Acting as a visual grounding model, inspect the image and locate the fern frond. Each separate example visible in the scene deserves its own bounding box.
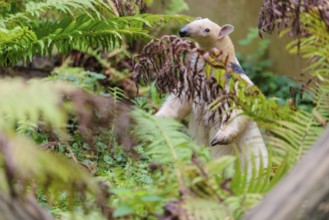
[287,11,329,79]
[0,78,76,135]
[0,0,25,17]
[0,25,37,46]
[0,134,99,193]
[239,81,328,167]
[176,150,289,219]
[0,0,104,28]
[0,131,106,217]
[0,16,149,66]
[277,10,329,166]
[269,83,329,166]
[50,63,106,92]
[132,109,199,164]
[0,13,191,66]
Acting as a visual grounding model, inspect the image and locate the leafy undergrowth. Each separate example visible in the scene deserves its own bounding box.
[0,0,328,220]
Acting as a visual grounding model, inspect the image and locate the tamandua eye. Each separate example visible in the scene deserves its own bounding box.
[205,28,210,32]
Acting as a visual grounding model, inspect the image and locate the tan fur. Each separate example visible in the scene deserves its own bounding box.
[157,18,268,172]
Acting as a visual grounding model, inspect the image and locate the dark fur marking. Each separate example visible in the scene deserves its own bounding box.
[230,62,245,75]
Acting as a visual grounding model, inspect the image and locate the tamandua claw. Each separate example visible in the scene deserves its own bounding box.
[210,136,232,146]
[210,139,219,146]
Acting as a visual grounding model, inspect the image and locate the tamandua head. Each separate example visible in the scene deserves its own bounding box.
[179,17,235,52]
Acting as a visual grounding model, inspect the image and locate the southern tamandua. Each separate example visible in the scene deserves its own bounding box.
[156,17,268,172]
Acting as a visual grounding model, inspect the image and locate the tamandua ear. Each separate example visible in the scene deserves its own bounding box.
[218,24,234,39]
[194,17,202,21]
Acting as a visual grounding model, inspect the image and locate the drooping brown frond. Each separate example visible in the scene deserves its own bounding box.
[258,0,329,37]
[133,35,253,124]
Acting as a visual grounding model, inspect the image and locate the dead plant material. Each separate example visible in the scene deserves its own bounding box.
[258,0,329,37]
[133,35,243,124]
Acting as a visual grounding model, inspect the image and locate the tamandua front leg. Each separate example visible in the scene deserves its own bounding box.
[210,111,268,171]
[155,94,192,120]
